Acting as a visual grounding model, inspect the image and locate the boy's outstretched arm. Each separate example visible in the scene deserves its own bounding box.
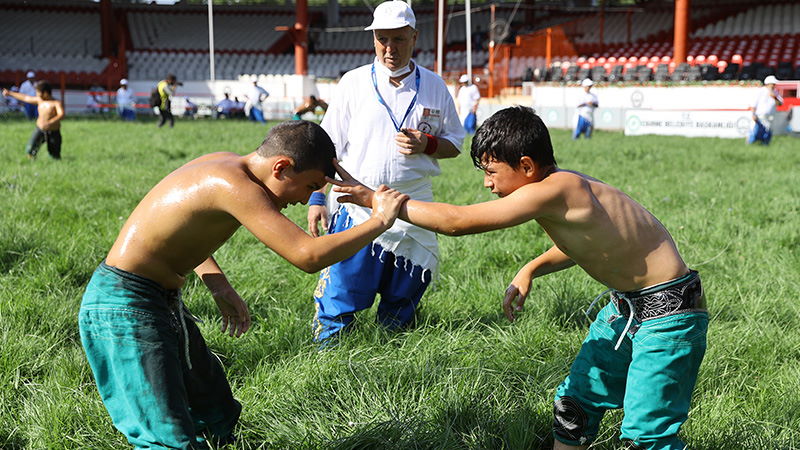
[227,180,408,274]
[330,160,556,236]
[194,256,251,337]
[2,88,38,104]
[502,245,575,322]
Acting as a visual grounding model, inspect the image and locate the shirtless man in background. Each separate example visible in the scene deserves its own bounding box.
[4,81,65,159]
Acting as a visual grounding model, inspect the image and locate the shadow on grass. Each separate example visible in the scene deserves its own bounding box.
[0,236,48,273]
[156,148,189,161]
[327,403,553,450]
[0,430,27,450]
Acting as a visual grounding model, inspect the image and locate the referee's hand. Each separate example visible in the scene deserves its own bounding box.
[395,128,426,155]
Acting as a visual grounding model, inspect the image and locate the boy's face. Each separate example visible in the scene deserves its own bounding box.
[276,167,326,209]
[480,157,532,198]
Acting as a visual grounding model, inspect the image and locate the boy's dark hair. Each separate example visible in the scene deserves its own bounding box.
[470,106,557,170]
[35,81,52,96]
[257,121,336,178]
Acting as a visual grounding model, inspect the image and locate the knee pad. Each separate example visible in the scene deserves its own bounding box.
[553,396,590,445]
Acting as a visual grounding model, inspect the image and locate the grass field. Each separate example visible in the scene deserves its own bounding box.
[0,115,798,449]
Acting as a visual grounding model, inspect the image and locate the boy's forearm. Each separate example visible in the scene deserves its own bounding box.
[528,245,576,279]
[399,200,469,236]
[295,216,388,273]
[194,256,234,294]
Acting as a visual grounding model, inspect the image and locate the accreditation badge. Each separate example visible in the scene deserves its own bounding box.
[419,107,441,134]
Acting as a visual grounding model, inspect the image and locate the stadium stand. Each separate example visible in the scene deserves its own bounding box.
[127,11,291,51]
[1,0,798,90]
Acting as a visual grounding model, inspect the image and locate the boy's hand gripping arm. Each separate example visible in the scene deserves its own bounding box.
[503,245,575,322]
[194,256,251,338]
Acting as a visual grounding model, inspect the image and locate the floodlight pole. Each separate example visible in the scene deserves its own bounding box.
[208,0,215,81]
[466,0,472,83]
[436,0,444,75]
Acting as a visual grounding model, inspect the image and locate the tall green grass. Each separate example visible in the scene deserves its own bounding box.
[0,116,798,449]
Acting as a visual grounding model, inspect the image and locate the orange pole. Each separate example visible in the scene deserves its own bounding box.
[294,0,308,75]
[60,73,66,105]
[545,27,552,68]
[673,0,690,64]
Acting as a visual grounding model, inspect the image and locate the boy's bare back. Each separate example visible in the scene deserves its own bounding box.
[528,169,687,291]
[332,163,687,293]
[106,153,274,289]
[37,99,62,131]
[106,150,407,291]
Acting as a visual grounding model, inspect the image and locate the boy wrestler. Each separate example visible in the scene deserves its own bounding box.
[78,121,408,449]
[3,81,65,159]
[331,106,708,450]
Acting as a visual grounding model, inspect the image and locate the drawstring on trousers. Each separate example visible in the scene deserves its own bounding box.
[584,289,636,351]
[614,295,635,351]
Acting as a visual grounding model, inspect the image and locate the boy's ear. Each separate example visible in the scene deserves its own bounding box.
[271,157,295,178]
[518,156,537,177]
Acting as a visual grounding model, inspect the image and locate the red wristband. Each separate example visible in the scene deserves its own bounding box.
[423,133,438,155]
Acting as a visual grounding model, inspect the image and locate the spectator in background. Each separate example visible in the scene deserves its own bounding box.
[748,75,783,145]
[233,97,246,118]
[183,97,198,118]
[19,71,38,120]
[156,74,179,128]
[245,80,269,123]
[215,92,236,119]
[292,95,328,120]
[86,85,105,114]
[456,74,480,133]
[3,85,22,113]
[307,0,464,345]
[116,79,136,121]
[574,78,599,140]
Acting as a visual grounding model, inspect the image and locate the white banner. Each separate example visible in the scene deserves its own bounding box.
[624,109,753,138]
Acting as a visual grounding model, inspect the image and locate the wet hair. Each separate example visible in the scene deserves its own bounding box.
[257,121,336,178]
[470,106,557,170]
[35,81,52,96]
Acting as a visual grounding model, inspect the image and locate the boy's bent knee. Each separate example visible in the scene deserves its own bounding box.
[553,396,593,446]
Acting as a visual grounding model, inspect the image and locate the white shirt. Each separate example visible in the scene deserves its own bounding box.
[116,87,134,109]
[752,87,782,124]
[577,91,599,122]
[456,84,481,122]
[321,58,465,275]
[20,79,36,96]
[245,85,268,111]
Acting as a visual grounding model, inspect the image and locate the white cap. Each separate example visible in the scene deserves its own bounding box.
[26,71,35,78]
[120,78,128,85]
[764,75,778,85]
[459,74,469,83]
[365,1,416,31]
[581,78,594,87]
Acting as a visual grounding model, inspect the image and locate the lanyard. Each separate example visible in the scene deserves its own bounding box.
[371,63,421,132]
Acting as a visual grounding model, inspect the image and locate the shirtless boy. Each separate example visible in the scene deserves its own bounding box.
[78,120,408,449]
[332,106,708,450]
[3,81,65,159]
